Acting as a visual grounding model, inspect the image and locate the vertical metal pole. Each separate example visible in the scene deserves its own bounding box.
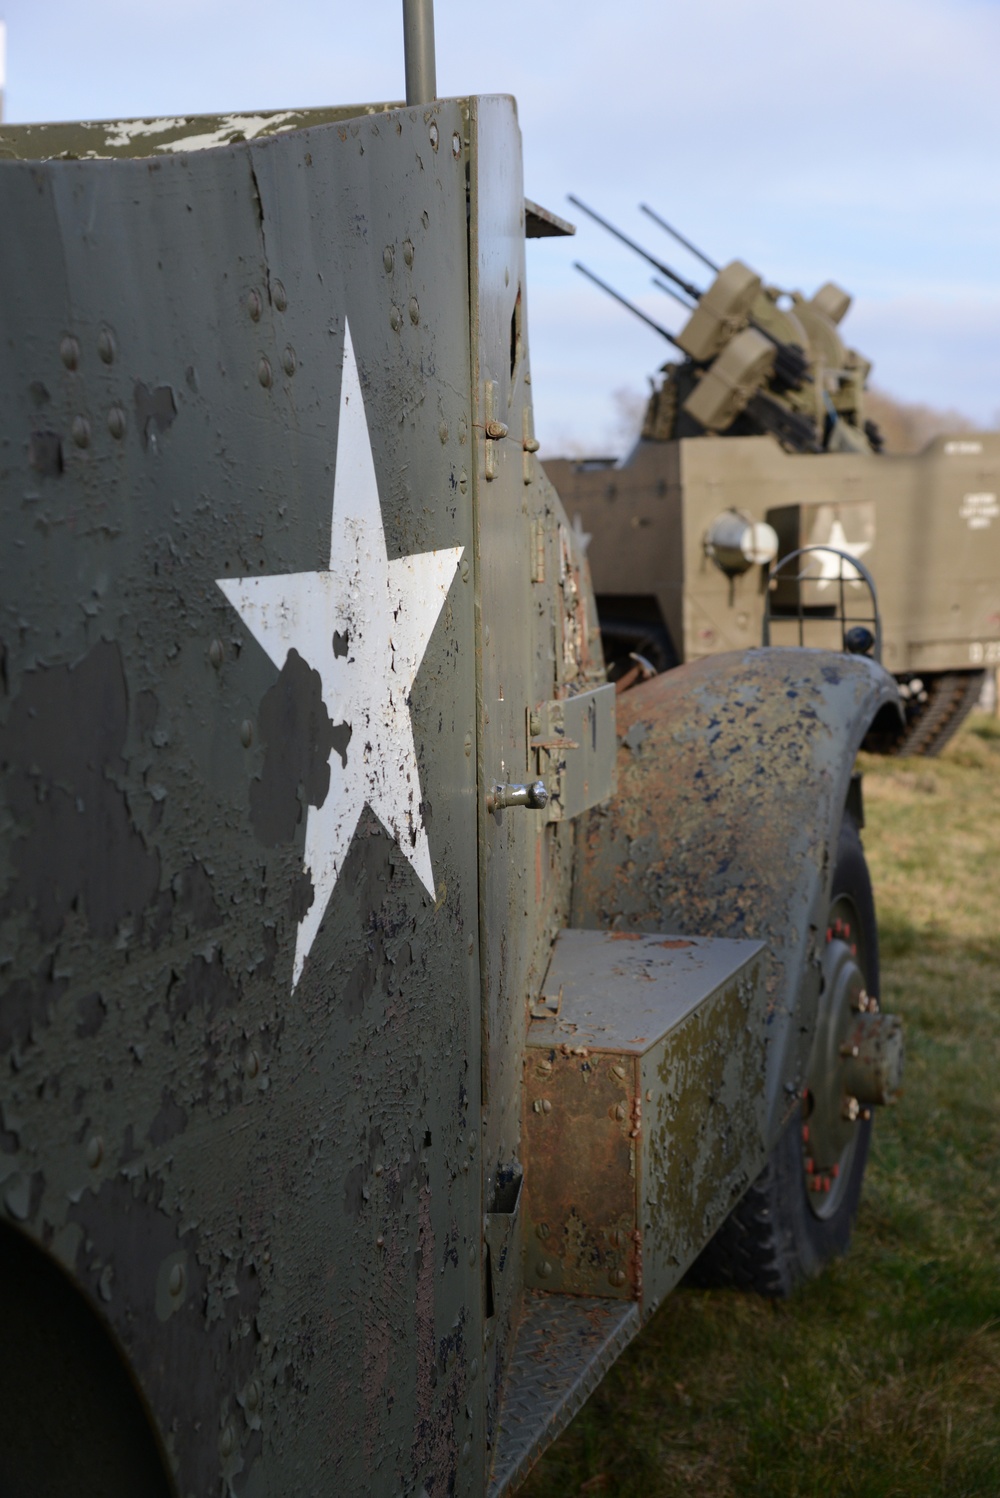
[402,0,437,105]
[0,23,6,125]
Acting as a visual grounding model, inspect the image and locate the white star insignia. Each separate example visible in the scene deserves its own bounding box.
[218,321,463,988]
[803,517,872,592]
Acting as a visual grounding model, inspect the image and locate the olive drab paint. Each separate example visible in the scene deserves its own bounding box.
[1,90,902,1497]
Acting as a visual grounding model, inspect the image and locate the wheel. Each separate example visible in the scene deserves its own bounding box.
[687,815,889,1297]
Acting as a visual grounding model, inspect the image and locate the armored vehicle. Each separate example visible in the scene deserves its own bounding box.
[0,9,903,1494]
[553,207,999,755]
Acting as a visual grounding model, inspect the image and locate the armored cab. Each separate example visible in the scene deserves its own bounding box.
[559,210,999,754]
[0,29,902,1496]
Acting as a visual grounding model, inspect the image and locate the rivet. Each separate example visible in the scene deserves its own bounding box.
[429,122,439,150]
[483,624,491,646]
[470,1358,479,1380]
[408,297,420,326]
[452,133,462,158]
[537,1058,552,1075]
[608,1268,627,1288]
[71,416,91,449]
[272,280,288,312]
[610,1103,626,1122]
[460,558,470,583]
[458,470,468,495]
[374,1163,383,1177]
[403,239,414,267]
[467,1242,476,1266]
[107,404,127,439]
[247,289,262,322]
[220,1424,235,1458]
[842,1095,860,1122]
[536,1259,553,1279]
[97,328,116,364]
[467,938,474,955]
[86,1135,103,1168]
[541,1099,552,1114]
[245,1380,260,1411]
[389,304,403,332]
[59,335,80,370]
[468,1131,477,1154]
[462,1440,471,1461]
[376,1235,385,1248]
[168,1262,185,1297]
[209,638,225,669]
[281,345,297,377]
[257,357,272,388]
[245,1049,260,1078]
[240,720,254,748]
[439,421,448,444]
[463,731,473,758]
[383,246,395,273]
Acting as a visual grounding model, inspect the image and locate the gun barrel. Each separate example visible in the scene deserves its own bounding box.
[652,276,697,312]
[574,263,683,350]
[640,204,720,273]
[568,196,703,302]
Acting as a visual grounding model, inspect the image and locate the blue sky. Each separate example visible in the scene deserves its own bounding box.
[4,0,999,450]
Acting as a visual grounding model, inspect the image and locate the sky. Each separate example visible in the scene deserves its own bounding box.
[3,0,999,452]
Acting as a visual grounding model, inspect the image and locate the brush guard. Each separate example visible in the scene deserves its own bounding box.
[763,545,882,663]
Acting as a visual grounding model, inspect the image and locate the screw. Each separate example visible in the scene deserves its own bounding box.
[536,1259,552,1279]
[536,1223,550,1240]
[608,1268,627,1288]
[484,420,509,440]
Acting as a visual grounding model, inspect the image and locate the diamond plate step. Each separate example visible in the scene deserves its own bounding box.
[487,1291,640,1495]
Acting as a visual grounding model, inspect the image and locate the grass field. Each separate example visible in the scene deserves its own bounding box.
[520,716,1000,1498]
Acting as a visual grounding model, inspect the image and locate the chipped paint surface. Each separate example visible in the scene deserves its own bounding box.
[573,648,900,1137]
[1,100,484,1496]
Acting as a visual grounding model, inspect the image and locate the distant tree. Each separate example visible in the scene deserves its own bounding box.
[864,388,980,454]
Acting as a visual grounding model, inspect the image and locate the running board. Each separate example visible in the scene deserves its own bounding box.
[487,1291,639,1496]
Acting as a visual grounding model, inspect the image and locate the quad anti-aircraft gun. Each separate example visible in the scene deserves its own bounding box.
[552,205,1000,754]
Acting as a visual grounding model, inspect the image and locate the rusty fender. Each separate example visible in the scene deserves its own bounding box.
[571,648,901,1142]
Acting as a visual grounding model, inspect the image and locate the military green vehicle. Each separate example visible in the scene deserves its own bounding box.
[551,205,999,756]
[0,7,904,1494]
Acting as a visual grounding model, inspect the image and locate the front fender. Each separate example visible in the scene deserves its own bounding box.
[572,648,901,1141]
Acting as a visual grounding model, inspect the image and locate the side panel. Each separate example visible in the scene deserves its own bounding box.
[573,649,900,1141]
[0,106,483,1496]
[556,433,1000,674]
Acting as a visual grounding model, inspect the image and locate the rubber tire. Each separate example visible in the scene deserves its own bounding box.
[686,815,878,1297]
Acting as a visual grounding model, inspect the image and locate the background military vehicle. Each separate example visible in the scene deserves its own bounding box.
[549,204,1000,755]
[0,5,902,1493]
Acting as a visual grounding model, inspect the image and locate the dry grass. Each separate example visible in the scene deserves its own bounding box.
[519,716,1000,1498]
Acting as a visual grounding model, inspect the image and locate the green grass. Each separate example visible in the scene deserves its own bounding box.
[520,715,1000,1498]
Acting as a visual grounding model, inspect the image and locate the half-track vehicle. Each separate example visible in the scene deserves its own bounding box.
[552,205,1000,755]
[0,9,903,1493]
